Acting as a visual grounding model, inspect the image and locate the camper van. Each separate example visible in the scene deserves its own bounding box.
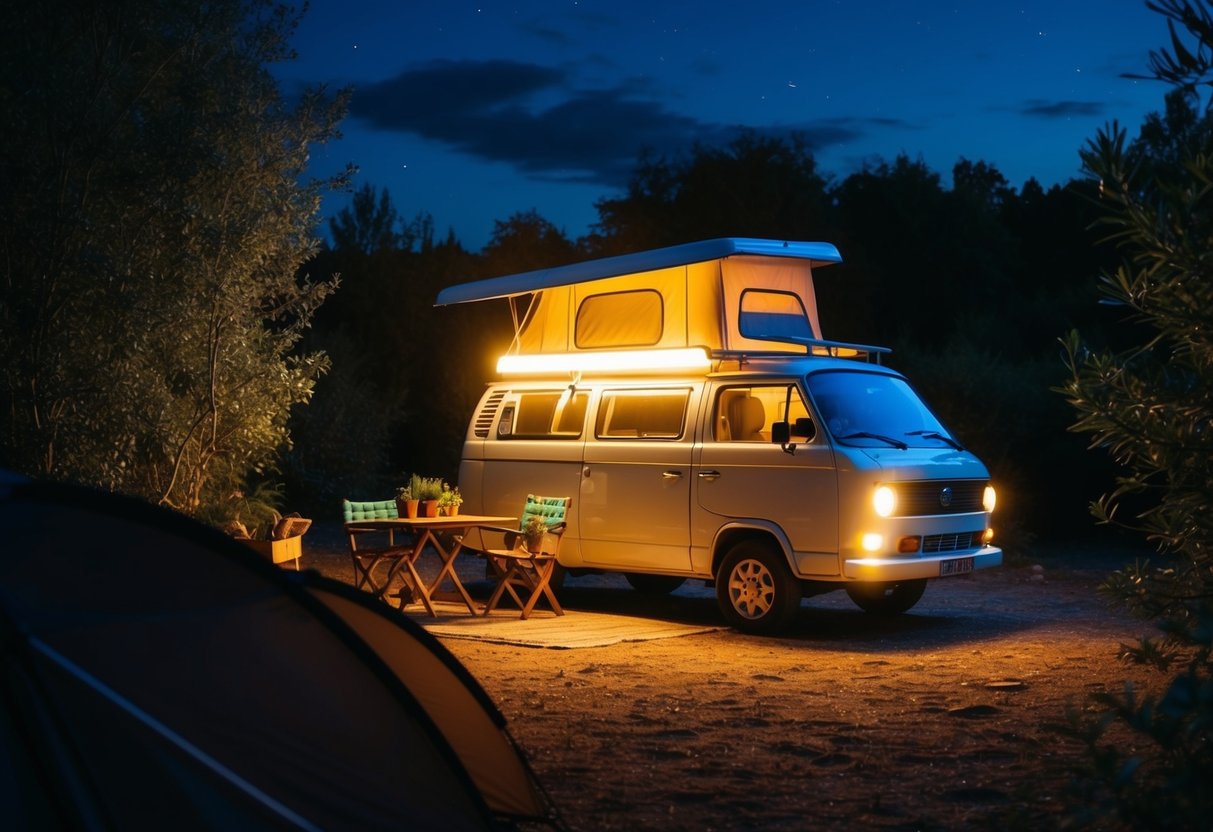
[436,238,1001,634]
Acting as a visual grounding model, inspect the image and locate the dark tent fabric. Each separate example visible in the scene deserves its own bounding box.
[0,478,553,830]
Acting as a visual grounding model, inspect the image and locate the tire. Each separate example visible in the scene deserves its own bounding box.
[624,573,686,595]
[715,540,800,634]
[844,579,927,615]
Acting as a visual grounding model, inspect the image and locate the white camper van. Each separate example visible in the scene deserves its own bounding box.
[437,238,1001,633]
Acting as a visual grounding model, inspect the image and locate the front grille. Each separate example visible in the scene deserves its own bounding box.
[892,480,985,516]
[922,531,980,553]
[473,390,506,437]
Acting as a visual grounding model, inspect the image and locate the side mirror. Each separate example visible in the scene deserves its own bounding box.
[771,421,790,444]
[792,417,816,441]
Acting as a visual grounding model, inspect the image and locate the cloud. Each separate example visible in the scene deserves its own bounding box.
[348,59,875,185]
[1021,99,1106,118]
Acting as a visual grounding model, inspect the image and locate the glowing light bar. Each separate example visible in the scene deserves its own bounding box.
[496,347,711,375]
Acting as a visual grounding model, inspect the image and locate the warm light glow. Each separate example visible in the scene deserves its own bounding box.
[982,528,995,545]
[983,485,997,513]
[496,347,711,375]
[873,485,896,517]
[898,536,921,554]
[861,533,883,552]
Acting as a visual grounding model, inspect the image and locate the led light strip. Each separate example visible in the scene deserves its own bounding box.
[497,347,711,375]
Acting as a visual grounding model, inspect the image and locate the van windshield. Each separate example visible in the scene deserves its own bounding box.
[806,371,961,450]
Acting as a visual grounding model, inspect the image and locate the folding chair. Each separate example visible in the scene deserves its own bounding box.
[465,495,570,619]
[341,498,415,602]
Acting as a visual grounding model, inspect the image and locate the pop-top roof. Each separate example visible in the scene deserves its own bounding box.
[434,237,842,306]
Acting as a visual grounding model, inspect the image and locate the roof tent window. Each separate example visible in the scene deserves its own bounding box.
[595,389,689,439]
[575,289,663,349]
[738,289,813,343]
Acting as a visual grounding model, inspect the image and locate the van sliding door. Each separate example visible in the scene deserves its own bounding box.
[578,387,697,573]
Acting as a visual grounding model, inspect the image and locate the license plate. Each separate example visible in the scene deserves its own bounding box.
[940,557,974,577]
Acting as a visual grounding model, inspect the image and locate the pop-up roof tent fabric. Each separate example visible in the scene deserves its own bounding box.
[435,238,842,356]
[0,476,553,830]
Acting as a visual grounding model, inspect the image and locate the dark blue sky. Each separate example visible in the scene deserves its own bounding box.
[279,1,1170,250]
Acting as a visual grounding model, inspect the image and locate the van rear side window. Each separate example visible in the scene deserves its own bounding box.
[596,390,688,439]
[497,391,588,439]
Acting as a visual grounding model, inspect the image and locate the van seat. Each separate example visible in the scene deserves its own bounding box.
[729,395,767,442]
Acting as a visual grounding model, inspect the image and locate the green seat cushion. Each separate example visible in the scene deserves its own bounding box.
[520,495,568,529]
[342,498,399,522]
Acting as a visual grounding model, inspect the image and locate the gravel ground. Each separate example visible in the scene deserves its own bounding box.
[301,524,1159,831]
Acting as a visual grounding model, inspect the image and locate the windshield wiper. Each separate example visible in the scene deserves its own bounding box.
[906,430,965,451]
[840,431,908,450]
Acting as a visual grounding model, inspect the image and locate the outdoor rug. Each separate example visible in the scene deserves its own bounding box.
[407,601,726,649]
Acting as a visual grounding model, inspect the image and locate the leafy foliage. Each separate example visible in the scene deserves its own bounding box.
[1056,1,1213,826]
[0,0,348,518]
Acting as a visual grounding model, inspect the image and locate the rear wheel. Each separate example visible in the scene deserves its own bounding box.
[844,579,927,615]
[624,573,686,595]
[715,540,800,634]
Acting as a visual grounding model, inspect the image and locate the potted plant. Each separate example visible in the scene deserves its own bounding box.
[437,483,463,516]
[520,515,547,554]
[396,480,419,519]
[417,476,444,517]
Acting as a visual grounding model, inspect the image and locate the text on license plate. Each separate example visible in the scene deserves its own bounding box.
[940,557,974,577]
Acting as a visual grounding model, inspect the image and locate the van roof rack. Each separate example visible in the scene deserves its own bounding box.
[713,336,891,365]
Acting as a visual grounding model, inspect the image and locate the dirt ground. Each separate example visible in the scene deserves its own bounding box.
[304,525,1160,831]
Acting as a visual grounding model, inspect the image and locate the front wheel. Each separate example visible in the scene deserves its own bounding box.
[715,540,800,634]
[844,579,927,615]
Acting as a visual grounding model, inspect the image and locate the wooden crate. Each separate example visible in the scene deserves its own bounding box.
[245,534,303,567]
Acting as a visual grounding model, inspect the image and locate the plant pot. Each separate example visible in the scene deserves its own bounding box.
[421,499,439,518]
[447,504,459,517]
[405,498,420,519]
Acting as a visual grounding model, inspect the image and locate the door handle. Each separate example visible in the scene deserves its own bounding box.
[697,470,721,481]
[662,470,684,480]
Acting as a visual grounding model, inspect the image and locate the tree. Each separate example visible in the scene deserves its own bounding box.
[480,210,580,276]
[591,131,831,255]
[0,0,348,518]
[1057,1,1213,825]
[329,184,403,255]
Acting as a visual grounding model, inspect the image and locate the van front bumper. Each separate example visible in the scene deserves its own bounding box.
[842,546,1002,581]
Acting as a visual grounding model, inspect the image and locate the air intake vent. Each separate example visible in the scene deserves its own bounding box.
[473,390,507,437]
[922,531,980,553]
[892,480,985,516]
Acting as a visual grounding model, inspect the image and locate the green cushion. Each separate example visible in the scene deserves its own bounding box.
[342,498,399,522]
[519,494,568,529]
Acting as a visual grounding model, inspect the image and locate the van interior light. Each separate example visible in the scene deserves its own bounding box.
[496,347,711,375]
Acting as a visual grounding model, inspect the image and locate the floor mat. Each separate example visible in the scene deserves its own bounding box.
[407,601,726,649]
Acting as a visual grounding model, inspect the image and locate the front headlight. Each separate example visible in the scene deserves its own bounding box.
[874,485,896,517]
[983,485,997,513]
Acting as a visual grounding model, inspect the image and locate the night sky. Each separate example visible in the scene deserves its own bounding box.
[278,1,1170,250]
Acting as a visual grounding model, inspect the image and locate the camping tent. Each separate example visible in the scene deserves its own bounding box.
[0,475,553,830]
[434,237,843,357]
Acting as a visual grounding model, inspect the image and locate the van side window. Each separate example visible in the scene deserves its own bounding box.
[716,385,811,442]
[596,390,688,439]
[498,391,588,439]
